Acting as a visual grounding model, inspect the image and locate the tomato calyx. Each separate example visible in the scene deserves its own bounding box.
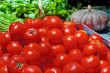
[16,62,23,68]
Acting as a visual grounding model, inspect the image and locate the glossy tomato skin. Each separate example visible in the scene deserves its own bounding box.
[0,46,3,56]
[63,35,77,53]
[83,43,99,56]
[101,66,110,73]
[0,65,8,73]
[81,55,101,73]
[0,53,11,64]
[63,21,76,28]
[22,46,40,62]
[73,30,89,50]
[62,26,77,35]
[45,16,63,29]
[53,53,72,69]
[21,65,42,73]
[0,32,11,48]
[7,41,23,55]
[23,28,40,43]
[100,60,109,69]
[40,36,49,42]
[48,29,63,44]
[7,55,27,73]
[9,22,24,39]
[24,43,41,53]
[24,18,42,29]
[51,44,65,56]
[42,16,50,27]
[89,33,103,42]
[38,28,49,37]
[63,62,85,73]
[69,49,83,63]
[44,67,62,73]
[98,43,109,61]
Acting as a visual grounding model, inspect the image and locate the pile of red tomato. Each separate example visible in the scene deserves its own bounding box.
[0,16,110,73]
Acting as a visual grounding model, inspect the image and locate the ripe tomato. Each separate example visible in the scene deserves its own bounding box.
[62,26,77,35]
[51,44,65,56]
[83,43,98,56]
[23,28,40,43]
[101,66,110,73]
[24,18,42,29]
[0,32,11,48]
[39,42,52,57]
[0,60,5,68]
[48,29,63,44]
[73,30,89,50]
[44,67,62,73]
[100,60,109,69]
[24,43,41,53]
[0,46,3,56]
[97,43,109,61]
[0,53,11,64]
[69,49,83,63]
[22,46,40,62]
[81,55,101,73]
[9,22,24,39]
[63,21,76,28]
[42,16,50,27]
[46,16,63,29]
[53,53,71,69]
[38,28,49,37]
[40,36,49,42]
[89,33,103,42]
[0,65,8,73]
[63,62,85,73]
[7,41,23,55]
[7,55,27,73]
[21,65,42,73]
[63,35,77,52]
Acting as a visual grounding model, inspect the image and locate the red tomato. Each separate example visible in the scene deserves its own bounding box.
[34,18,43,28]
[39,42,52,58]
[7,55,27,73]
[48,29,63,44]
[23,28,40,43]
[24,43,41,53]
[0,65,8,73]
[100,60,109,69]
[7,41,23,55]
[21,65,42,73]
[63,62,85,73]
[0,60,5,68]
[62,26,77,35]
[63,35,77,52]
[0,46,3,56]
[46,16,63,29]
[101,66,110,73]
[69,49,83,63]
[44,67,62,73]
[22,46,40,62]
[51,44,65,56]
[9,22,24,39]
[63,21,76,28]
[0,32,11,48]
[81,55,101,73]
[73,30,89,50]
[97,43,109,61]
[40,36,49,42]
[0,53,11,64]
[107,52,110,63]
[83,43,98,56]
[53,53,71,69]
[38,28,49,37]
[89,33,103,42]
[42,16,50,27]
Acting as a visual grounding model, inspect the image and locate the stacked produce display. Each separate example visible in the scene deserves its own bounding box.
[0,16,110,73]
